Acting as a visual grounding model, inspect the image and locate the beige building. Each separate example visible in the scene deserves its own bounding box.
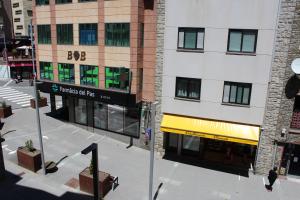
[11,0,32,37]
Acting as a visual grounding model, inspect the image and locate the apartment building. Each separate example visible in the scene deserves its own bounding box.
[0,0,14,41]
[159,0,280,172]
[11,0,33,37]
[33,0,157,144]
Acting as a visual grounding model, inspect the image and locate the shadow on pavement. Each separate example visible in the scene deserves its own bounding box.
[0,171,93,200]
[163,154,250,177]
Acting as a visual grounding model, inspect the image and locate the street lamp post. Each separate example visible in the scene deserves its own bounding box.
[30,20,46,175]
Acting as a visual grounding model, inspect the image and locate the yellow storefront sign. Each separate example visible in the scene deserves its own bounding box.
[160,114,260,146]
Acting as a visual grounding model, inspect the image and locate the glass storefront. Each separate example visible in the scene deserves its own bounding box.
[75,98,87,125]
[108,104,124,132]
[124,107,140,137]
[182,135,200,152]
[94,102,108,129]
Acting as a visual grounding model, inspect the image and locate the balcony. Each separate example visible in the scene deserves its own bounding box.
[291,110,300,129]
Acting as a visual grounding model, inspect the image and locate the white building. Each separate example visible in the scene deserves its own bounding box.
[160,0,280,169]
[11,0,32,37]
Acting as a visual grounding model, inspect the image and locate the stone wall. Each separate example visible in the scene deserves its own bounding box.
[154,0,165,155]
[256,0,300,175]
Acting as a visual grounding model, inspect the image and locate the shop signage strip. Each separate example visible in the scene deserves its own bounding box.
[160,127,258,146]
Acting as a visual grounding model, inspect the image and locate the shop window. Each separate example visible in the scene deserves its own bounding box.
[56,0,72,4]
[178,28,205,50]
[80,65,99,87]
[169,133,178,148]
[124,107,140,137]
[37,24,51,44]
[108,104,124,133]
[79,23,98,45]
[57,24,73,45]
[227,29,257,53]
[58,63,75,84]
[94,102,108,129]
[175,77,201,100]
[105,67,130,91]
[75,98,87,125]
[105,23,130,47]
[182,135,200,152]
[222,81,252,105]
[40,61,53,80]
[36,0,49,5]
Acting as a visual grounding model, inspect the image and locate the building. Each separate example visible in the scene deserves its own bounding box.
[256,0,300,176]
[0,0,14,42]
[33,0,158,145]
[11,0,33,37]
[159,0,280,171]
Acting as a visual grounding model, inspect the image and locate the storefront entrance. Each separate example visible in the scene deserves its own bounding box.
[281,144,300,176]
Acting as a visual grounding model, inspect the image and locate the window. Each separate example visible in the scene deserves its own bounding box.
[15,32,22,36]
[14,18,20,22]
[175,77,201,100]
[79,23,97,45]
[80,65,99,87]
[227,29,258,53]
[36,0,49,5]
[58,63,75,83]
[37,25,51,44]
[222,81,252,105]
[57,24,73,44]
[17,25,23,30]
[105,67,130,90]
[56,0,72,3]
[178,28,205,50]
[105,23,130,47]
[40,62,53,80]
[144,0,154,10]
[13,3,19,8]
[27,10,33,16]
[15,10,22,15]
[75,99,87,125]
[78,0,97,2]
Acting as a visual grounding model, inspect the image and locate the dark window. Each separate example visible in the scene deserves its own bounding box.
[178,28,205,50]
[78,0,97,2]
[27,10,33,16]
[144,0,154,10]
[14,18,21,22]
[222,81,252,105]
[58,63,75,83]
[37,25,51,44]
[16,25,23,30]
[80,65,99,87]
[40,62,53,80]
[105,67,130,91]
[79,23,98,45]
[15,32,22,36]
[175,77,201,100]
[105,23,130,47]
[227,29,258,53]
[15,10,22,15]
[13,3,19,8]
[36,0,49,5]
[56,0,72,3]
[57,24,73,44]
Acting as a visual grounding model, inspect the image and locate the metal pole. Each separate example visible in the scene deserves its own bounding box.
[0,136,5,180]
[92,145,100,200]
[149,102,157,200]
[30,20,46,175]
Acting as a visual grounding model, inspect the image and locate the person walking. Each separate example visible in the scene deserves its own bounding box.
[265,167,278,191]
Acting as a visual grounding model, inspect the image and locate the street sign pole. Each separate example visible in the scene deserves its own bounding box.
[149,102,157,200]
[30,20,46,175]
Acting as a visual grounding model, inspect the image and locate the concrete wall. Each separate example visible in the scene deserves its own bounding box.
[162,0,280,125]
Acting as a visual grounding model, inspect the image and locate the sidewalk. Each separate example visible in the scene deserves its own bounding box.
[1,107,300,200]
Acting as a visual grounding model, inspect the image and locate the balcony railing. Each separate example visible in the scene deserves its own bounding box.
[291,110,300,129]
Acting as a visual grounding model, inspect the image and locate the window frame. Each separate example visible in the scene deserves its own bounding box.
[177,27,205,51]
[36,0,49,6]
[79,23,98,45]
[39,61,53,80]
[13,3,19,8]
[16,25,23,30]
[56,24,73,45]
[105,67,130,91]
[15,10,22,15]
[58,63,75,84]
[175,77,201,100]
[227,29,258,54]
[80,65,99,87]
[37,24,51,44]
[105,23,130,47]
[222,81,252,106]
[14,18,21,22]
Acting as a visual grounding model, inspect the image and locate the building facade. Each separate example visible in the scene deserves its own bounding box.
[33,0,157,145]
[11,0,33,37]
[159,0,280,171]
[0,0,13,42]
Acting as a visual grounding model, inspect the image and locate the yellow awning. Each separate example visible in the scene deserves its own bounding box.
[160,114,260,146]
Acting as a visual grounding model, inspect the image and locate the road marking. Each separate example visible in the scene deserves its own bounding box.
[0,91,19,95]
[0,93,27,98]
[263,177,266,185]
[43,136,49,140]
[21,104,30,107]
[0,88,13,92]
[87,134,94,139]
[8,96,32,101]
[71,129,79,134]
[239,175,241,181]
[8,150,16,155]
[3,80,12,87]
[2,145,8,148]
[16,101,31,105]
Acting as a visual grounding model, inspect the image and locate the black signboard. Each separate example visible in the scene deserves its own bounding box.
[37,81,137,107]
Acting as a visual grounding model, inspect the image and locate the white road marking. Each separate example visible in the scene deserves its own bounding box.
[16,100,31,105]
[239,175,241,181]
[0,87,13,91]
[71,129,79,134]
[8,96,32,101]
[87,134,94,139]
[8,150,16,155]
[0,91,19,95]
[263,177,266,185]
[0,93,27,98]
[21,104,30,107]
[3,80,12,87]
[42,136,49,140]
[2,145,8,148]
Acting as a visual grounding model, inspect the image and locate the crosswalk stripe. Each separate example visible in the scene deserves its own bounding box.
[0,91,19,95]
[10,97,32,102]
[21,104,30,107]
[0,93,25,97]
[0,88,13,92]
[16,101,30,105]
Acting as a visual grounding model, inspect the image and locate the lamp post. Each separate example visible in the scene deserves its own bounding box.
[30,20,46,175]
[0,135,5,180]
[81,143,100,200]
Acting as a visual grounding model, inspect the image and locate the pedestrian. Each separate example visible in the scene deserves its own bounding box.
[265,167,278,191]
